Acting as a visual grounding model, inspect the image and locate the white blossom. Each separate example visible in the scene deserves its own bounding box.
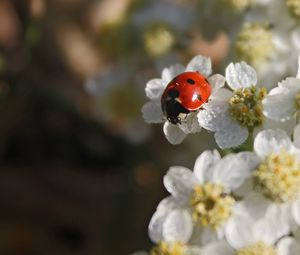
[226,0,300,89]
[198,61,265,149]
[263,55,300,122]
[142,55,225,145]
[162,149,258,244]
[199,213,294,255]
[235,129,300,232]
[146,196,201,255]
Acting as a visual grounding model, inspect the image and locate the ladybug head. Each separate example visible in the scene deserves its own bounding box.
[161,88,190,125]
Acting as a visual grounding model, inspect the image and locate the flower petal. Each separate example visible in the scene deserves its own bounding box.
[212,152,259,190]
[163,122,187,144]
[294,124,300,149]
[225,62,257,90]
[254,129,293,159]
[185,246,203,255]
[235,192,271,220]
[197,101,229,132]
[191,225,226,246]
[279,77,300,92]
[142,100,164,123]
[233,178,254,197]
[145,78,165,100]
[156,196,180,212]
[199,241,234,255]
[277,237,300,255]
[208,74,225,94]
[254,204,290,245]
[162,209,193,243]
[149,196,182,243]
[209,87,233,101]
[148,209,167,243]
[292,199,300,226]
[263,92,295,122]
[179,112,202,134]
[193,150,221,183]
[225,215,255,249]
[263,118,296,137]
[268,86,287,96]
[163,166,198,201]
[185,55,212,77]
[162,64,185,85]
[214,116,249,149]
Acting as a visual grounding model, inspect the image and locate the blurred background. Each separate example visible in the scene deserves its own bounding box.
[0,0,230,254]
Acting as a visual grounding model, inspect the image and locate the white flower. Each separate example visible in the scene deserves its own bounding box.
[142,55,225,145]
[199,213,294,255]
[198,61,266,149]
[226,0,300,89]
[146,196,201,255]
[84,64,151,144]
[263,55,300,122]
[236,129,300,232]
[162,149,258,244]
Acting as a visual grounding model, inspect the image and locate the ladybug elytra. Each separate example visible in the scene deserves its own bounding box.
[161,72,212,124]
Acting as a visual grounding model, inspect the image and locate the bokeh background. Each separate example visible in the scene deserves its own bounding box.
[0,0,230,254]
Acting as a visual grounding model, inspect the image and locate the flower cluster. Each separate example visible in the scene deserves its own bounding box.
[133,128,300,255]
[143,54,296,149]
[134,51,300,254]
[85,0,300,145]
[195,0,300,90]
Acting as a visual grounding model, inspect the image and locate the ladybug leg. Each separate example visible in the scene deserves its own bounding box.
[178,112,189,122]
[177,116,182,124]
[182,114,188,122]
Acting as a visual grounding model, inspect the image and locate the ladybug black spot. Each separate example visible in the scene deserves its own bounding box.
[187,78,195,85]
[197,94,202,101]
[168,89,179,98]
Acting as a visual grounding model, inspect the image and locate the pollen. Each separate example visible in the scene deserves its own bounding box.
[189,183,235,229]
[253,148,300,203]
[235,241,277,255]
[222,0,251,11]
[235,23,273,67]
[150,242,185,255]
[229,86,267,129]
[143,23,176,58]
[286,0,300,22]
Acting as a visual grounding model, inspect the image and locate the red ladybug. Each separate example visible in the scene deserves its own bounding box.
[161,71,211,124]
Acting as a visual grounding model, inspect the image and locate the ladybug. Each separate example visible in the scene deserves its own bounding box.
[161,71,212,124]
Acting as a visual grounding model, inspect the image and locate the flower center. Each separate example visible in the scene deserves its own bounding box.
[222,0,251,11]
[150,242,185,255]
[254,148,300,203]
[286,0,300,22]
[235,241,277,255]
[143,23,176,58]
[189,183,235,229]
[229,86,266,129]
[235,23,273,67]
